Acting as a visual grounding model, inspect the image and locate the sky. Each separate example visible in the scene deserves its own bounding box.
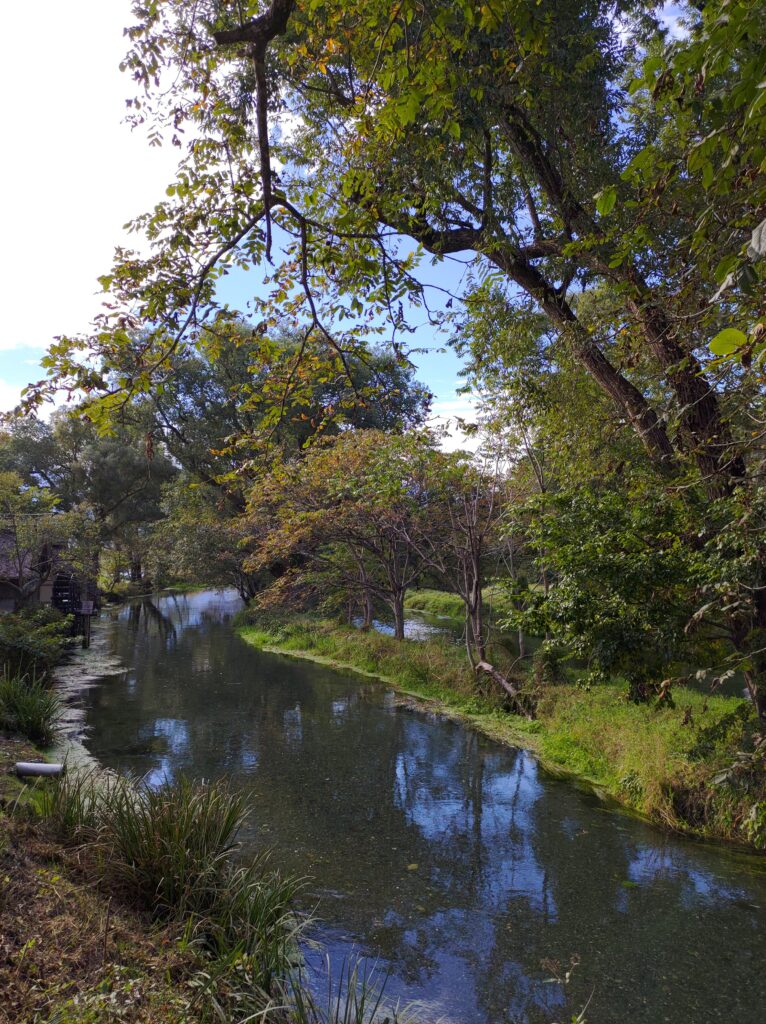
[0,1,475,443]
[0,2,685,444]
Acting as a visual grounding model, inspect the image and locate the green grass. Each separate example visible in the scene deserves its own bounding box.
[236,610,766,850]
[42,771,304,1010]
[237,610,479,703]
[0,673,61,746]
[38,767,419,1020]
[404,584,514,621]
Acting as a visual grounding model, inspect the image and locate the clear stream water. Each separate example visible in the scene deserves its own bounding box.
[69,590,766,1023]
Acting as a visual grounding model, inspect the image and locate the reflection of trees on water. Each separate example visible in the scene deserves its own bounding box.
[123,598,179,648]
[84,593,766,1024]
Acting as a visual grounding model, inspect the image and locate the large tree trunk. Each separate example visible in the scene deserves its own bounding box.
[624,290,747,490]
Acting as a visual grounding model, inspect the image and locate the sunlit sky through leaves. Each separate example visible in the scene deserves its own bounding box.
[0,1,475,447]
[1,1,686,447]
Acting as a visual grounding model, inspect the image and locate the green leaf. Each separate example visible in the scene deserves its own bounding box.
[709,328,747,355]
[642,56,663,80]
[595,185,617,216]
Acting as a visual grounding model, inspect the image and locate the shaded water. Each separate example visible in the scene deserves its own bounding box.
[74,590,765,1023]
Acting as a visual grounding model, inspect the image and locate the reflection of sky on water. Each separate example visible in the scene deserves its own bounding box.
[394,727,553,919]
[355,615,460,642]
[626,844,747,904]
[138,717,189,787]
[283,704,304,747]
[82,589,766,1024]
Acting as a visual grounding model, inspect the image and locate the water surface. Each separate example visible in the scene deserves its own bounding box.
[75,590,766,1023]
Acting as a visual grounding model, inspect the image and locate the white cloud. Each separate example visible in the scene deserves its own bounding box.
[0,378,25,414]
[0,376,71,417]
[429,393,481,453]
[658,4,688,41]
[0,1,181,354]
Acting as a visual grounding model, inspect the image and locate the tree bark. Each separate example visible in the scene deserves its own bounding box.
[362,588,374,630]
[391,591,405,641]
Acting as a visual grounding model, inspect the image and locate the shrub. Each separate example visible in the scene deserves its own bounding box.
[0,607,72,680]
[0,673,61,746]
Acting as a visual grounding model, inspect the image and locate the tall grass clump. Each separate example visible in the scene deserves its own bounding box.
[0,672,61,746]
[40,766,114,840]
[105,775,248,917]
[41,770,304,1010]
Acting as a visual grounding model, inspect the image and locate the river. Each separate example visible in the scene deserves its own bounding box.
[65,589,766,1023]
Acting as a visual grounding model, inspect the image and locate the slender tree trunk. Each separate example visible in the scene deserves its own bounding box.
[469,587,486,665]
[506,533,527,660]
[464,609,477,668]
[743,587,766,727]
[362,588,374,630]
[392,591,405,641]
[236,570,259,604]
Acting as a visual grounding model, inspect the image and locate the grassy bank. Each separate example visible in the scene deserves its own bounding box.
[404,585,513,621]
[1,732,415,1024]
[236,610,766,851]
[1,736,270,1022]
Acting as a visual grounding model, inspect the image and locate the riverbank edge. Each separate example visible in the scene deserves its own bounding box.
[236,614,766,855]
[0,732,200,1022]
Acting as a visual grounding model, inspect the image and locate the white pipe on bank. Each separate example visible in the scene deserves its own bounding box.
[15,762,64,778]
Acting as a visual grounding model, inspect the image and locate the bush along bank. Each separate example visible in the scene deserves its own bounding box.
[235,608,766,852]
[2,762,420,1024]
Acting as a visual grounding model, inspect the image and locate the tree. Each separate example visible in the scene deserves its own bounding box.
[0,472,100,611]
[150,477,269,601]
[140,321,430,493]
[392,447,518,696]
[21,1,766,720]
[251,430,425,638]
[627,0,766,365]
[0,472,61,608]
[1,411,177,589]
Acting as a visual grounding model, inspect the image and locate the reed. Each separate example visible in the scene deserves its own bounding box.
[283,958,417,1024]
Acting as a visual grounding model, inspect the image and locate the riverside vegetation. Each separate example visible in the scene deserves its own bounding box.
[236,607,766,849]
[0,620,417,1024]
[3,0,766,1015]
